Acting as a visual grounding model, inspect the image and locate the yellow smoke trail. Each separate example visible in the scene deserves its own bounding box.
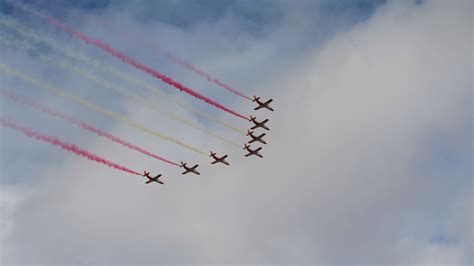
[62,63,241,148]
[0,16,245,134]
[0,35,240,148]
[0,63,208,156]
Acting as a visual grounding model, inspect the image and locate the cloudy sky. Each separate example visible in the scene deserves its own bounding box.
[0,0,472,264]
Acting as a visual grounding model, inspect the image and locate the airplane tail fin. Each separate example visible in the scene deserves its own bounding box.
[246,130,252,136]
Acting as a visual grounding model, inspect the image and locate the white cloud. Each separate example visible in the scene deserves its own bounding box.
[0,0,471,264]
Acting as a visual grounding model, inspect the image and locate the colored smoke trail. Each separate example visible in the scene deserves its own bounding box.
[0,16,245,134]
[0,117,141,176]
[59,61,241,148]
[0,88,180,167]
[13,2,249,121]
[0,63,209,156]
[85,13,252,100]
[0,36,239,147]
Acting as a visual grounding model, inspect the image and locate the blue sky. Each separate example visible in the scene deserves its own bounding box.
[0,0,471,264]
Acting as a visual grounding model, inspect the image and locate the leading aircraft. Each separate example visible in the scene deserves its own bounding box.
[247,130,267,145]
[252,95,274,111]
[143,171,164,185]
[181,161,200,175]
[210,151,230,165]
[249,116,270,131]
[243,144,263,158]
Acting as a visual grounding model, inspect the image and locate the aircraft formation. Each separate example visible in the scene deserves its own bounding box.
[0,2,276,186]
[145,96,273,185]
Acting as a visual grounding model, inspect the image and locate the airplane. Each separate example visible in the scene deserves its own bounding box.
[247,130,267,145]
[253,95,274,111]
[249,116,270,131]
[210,151,230,165]
[243,144,263,158]
[143,171,164,185]
[180,161,200,175]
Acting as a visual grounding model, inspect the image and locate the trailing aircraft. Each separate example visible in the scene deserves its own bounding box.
[210,151,230,165]
[243,144,263,158]
[180,161,200,175]
[247,130,267,145]
[249,116,270,131]
[253,95,274,111]
[143,171,164,184]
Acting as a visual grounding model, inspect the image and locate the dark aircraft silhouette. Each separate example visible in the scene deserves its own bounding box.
[247,130,267,145]
[181,161,200,175]
[253,95,274,111]
[249,116,270,131]
[210,151,230,165]
[143,171,164,185]
[243,144,263,158]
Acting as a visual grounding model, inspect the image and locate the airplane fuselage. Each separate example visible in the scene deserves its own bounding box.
[144,173,164,184]
[181,164,200,175]
[253,97,274,111]
[211,156,230,165]
[244,146,263,158]
[248,132,267,144]
[250,119,270,131]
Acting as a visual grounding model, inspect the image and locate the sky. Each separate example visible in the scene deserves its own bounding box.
[0,0,472,264]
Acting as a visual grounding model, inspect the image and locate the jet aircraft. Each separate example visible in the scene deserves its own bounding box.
[181,161,200,175]
[247,130,267,145]
[143,171,164,185]
[249,116,270,131]
[243,144,263,158]
[253,95,274,111]
[210,151,230,165]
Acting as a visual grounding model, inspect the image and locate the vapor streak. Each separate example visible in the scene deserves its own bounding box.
[0,88,180,167]
[0,63,208,156]
[12,3,249,120]
[0,35,239,147]
[85,13,252,100]
[0,16,245,134]
[0,117,141,176]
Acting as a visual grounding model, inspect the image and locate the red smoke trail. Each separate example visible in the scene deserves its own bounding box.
[84,14,252,101]
[0,117,141,176]
[14,2,249,121]
[0,88,180,167]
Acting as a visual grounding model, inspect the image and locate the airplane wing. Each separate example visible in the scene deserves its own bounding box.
[211,161,217,164]
[267,99,273,104]
[256,147,262,152]
[254,105,263,111]
[146,180,153,184]
[222,155,228,159]
[250,125,258,130]
[245,153,251,157]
